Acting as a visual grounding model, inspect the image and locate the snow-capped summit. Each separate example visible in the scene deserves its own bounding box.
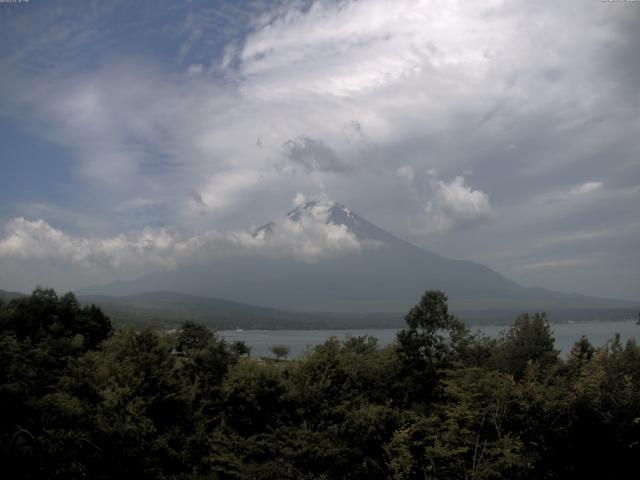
[259,200,400,246]
[287,200,354,222]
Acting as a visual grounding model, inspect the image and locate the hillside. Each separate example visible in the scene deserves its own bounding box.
[76,291,404,330]
[0,289,27,302]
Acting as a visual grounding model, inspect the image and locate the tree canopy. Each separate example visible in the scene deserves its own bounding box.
[1,288,638,479]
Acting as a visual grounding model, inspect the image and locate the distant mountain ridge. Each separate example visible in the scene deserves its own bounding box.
[1,288,404,329]
[79,201,637,317]
[76,291,403,329]
[0,289,27,302]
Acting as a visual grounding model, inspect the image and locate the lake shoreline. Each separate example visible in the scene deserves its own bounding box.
[218,320,640,359]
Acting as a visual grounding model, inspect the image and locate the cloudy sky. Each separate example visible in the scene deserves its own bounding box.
[0,0,638,300]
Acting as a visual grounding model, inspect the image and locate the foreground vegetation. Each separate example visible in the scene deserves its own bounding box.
[1,288,639,479]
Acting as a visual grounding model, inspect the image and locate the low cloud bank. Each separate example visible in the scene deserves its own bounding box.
[0,197,362,274]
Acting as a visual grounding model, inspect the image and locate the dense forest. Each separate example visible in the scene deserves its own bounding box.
[1,288,639,479]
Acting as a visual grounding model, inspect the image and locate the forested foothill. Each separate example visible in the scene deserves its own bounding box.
[1,288,639,479]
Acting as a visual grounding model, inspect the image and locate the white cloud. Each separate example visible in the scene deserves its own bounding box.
[0,217,181,271]
[519,258,593,271]
[260,196,362,262]
[400,169,495,234]
[540,181,611,206]
[0,196,362,272]
[197,169,265,213]
[238,0,500,99]
[570,181,603,196]
[426,176,495,233]
[292,192,307,209]
[397,165,414,183]
[186,63,204,76]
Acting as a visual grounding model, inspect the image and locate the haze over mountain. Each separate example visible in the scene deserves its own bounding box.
[80,201,637,317]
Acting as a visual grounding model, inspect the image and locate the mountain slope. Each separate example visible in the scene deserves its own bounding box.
[0,289,27,302]
[76,291,403,329]
[80,202,637,314]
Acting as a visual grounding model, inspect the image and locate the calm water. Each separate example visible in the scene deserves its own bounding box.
[218,320,640,358]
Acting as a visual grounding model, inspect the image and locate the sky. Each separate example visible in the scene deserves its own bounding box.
[0,0,639,301]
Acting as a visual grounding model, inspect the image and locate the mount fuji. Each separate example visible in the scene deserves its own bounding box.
[79,201,636,320]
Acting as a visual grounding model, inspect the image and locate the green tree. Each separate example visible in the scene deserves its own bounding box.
[1,287,112,350]
[568,335,596,363]
[289,336,401,477]
[176,320,213,352]
[395,290,469,404]
[386,367,528,479]
[494,313,558,380]
[177,324,240,409]
[70,327,190,478]
[231,340,251,358]
[270,344,290,362]
[222,360,292,436]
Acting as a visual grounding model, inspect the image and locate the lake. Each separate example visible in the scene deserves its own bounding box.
[218,320,640,358]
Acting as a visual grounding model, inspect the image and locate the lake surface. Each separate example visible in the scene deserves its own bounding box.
[218,320,640,358]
